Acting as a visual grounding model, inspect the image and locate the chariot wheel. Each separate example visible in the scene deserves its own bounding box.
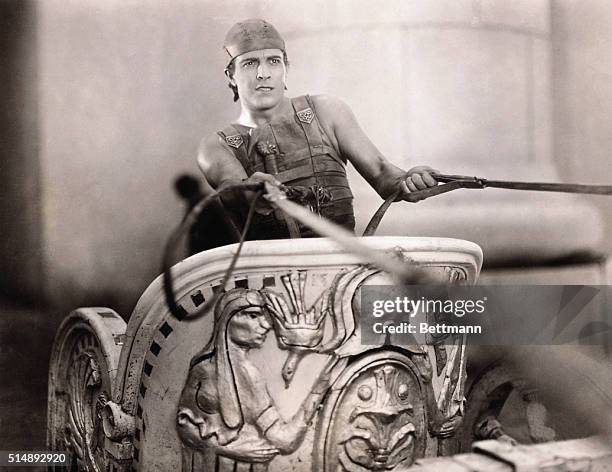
[461,346,612,452]
[47,308,126,471]
[460,361,549,451]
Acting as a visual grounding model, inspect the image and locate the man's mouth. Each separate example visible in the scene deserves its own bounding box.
[256,86,274,92]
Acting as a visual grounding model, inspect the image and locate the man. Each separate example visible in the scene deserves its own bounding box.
[198,19,438,240]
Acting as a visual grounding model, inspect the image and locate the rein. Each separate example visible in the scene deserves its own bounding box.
[164,174,612,320]
[363,173,612,236]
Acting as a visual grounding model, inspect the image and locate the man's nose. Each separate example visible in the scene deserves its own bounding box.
[256,63,271,79]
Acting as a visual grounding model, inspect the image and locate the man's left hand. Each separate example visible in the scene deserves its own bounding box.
[399,166,439,201]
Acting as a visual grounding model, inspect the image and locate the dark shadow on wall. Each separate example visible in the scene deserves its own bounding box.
[0,0,52,457]
[0,299,56,453]
[0,0,43,306]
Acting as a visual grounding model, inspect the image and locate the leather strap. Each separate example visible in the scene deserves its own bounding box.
[218,125,253,175]
[291,95,346,168]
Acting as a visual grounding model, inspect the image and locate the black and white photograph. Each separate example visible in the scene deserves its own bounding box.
[1,0,611,470]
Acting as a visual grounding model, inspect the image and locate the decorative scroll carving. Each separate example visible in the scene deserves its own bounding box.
[47,308,130,472]
[339,364,424,471]
[315,353,428,471]
[62,342,135,472]
[98,397,135,470]
[445,267,467,284]
[100,400,136,441]
[63,335,106,471]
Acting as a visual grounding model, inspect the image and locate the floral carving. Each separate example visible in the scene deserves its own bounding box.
[338,365,422,471]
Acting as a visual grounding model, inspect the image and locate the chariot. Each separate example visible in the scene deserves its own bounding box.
[47,174,612,470]
[47,236,501,471]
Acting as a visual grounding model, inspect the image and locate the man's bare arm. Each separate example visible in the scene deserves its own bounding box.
[197,134,249,188]
[197,133,280,212]
[311,95,437,200]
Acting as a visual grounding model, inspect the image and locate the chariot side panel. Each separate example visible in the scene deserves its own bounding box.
[48,237,482,471]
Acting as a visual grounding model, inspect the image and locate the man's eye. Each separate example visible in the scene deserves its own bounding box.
[270,58,281,64]
[243,61,256,68]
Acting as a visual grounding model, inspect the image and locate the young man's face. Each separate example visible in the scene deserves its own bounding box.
[230,48,287,112]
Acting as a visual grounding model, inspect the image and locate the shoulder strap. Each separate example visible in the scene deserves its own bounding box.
[293,95,346,167]
[307,95,348,163]
[291,95,324,151]
[217,125,254,175]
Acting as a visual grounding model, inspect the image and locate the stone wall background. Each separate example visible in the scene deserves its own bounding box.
[0,0,611,316]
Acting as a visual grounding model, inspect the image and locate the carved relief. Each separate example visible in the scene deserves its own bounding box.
[314,353,429,471]
[47,308,133,472]
[265,271,328,387]
[63,335,107,471]
[445,267,467,284]
[176,287,337,470]
[430,337,467,440]
[48,240,481,470]
[177,266,470,471]
[338,364,425,471]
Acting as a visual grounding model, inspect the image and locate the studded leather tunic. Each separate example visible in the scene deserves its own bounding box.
[218,95,355,239]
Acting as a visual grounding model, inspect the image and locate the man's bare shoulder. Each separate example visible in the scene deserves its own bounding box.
[310,94,353,118]
[310,94,358,130]
[198,132,229,158]
[198,133,231,170]
[197,132,246,185]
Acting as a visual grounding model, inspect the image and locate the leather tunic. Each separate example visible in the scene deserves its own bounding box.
[218,95,355,239]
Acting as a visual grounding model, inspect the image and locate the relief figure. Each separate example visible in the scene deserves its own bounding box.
[177,288,335,471]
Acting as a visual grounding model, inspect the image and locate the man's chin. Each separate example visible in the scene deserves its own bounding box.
[247,95,284,111]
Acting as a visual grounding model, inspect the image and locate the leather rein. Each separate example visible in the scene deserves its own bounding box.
[362,173,612,236]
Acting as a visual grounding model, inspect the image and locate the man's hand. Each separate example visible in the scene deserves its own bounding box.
[242,172,282,215]
[399,166,439,202]
[245,171,282,187]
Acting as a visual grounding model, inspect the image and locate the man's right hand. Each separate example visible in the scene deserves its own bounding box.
[398,166,439,202]
[244,171,282,187]
[243,172,283,215]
